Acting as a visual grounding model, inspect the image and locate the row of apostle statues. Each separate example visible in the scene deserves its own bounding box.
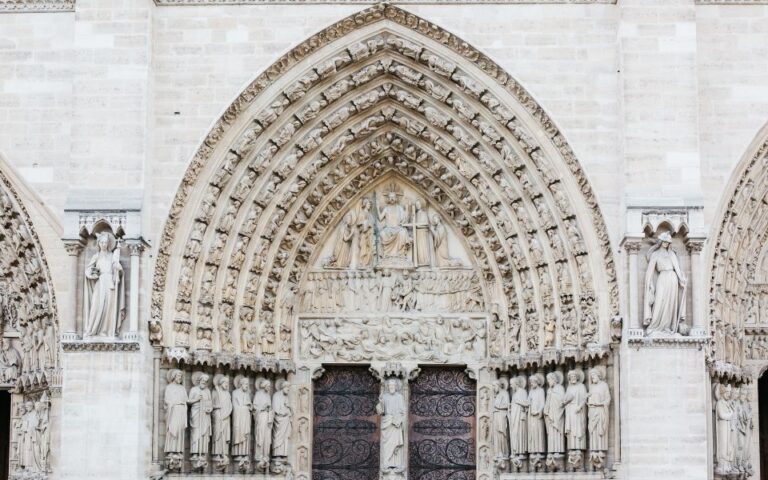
[163,370,292,474]
[323,189,462,271]
[492,366,611,473]
[14,393,51,476]
[713,382,753,477]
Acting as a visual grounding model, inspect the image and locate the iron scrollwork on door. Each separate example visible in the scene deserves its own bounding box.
[409,367,476,480]
[312,366,380,480]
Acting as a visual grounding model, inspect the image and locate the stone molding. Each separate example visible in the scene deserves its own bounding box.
[61,340,141,352]
[0,0,73,12]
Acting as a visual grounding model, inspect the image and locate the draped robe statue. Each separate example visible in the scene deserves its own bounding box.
[508,375,529,460]
[563,370,587,450]
[413,199,432,267]
[527,374,546,455]
[163,369,188,468]
[272,379,292,458]
[431,214,460,267]
[84,232,125,338]
[188,372,213,467]
[587,367,611,453]
[357,198,375,268]
[377,191,411,266]
[18,401,41,472]
[0,338,20,383]
[492,379,510,460]
[377,379,406,472]
[212,375,232,465]
[253,379,273,468]
[544,371,566,454]
[643,232,686,334]
[715,384,736,474]
[232,376,252,462]
[326,212,355,268]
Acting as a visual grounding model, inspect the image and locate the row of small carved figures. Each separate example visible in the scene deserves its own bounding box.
[489,367,611,473]
[162,369,293,475]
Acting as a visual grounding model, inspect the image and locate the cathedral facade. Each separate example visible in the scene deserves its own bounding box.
[0,1,767,479]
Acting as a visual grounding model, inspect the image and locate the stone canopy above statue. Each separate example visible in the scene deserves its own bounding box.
[315,179,469,271]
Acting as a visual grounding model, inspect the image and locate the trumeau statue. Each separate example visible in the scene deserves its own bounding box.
[644,231,687,335]
[84,231,125,338]
[164,369,188,471]
[378,378,406,475]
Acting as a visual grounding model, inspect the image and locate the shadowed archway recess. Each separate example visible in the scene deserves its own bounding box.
[710,124,768,379]
[149,4,619,365]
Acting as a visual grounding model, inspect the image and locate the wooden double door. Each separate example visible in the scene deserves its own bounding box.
[312,366,475,480]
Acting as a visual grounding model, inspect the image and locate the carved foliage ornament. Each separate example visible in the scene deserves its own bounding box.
[150,6,618,363]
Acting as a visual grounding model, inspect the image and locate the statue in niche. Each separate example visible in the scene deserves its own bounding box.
[324,212,355,269]
[232,376,252,471]
[377,185,412,268]
[377,378,406,474]
[737,388,754,474]
[188,371,213,470]
[212,374,232,470]
[357,198,375,268]
[253,378,273,470]
[0,338,20,383]
[544,371,565,465]
[508,375,529,468]
[587,366,611,469]
[491,378,510,462]
[527,374,546,466]
[643,231,687,335]
[18,400,42,473]
[271,379,292,470]
[431,214,461,267]
[563,369,587,470]
[715,383,735,474]
[84,231,125,338]
[164,369,188,470]
[413,199,433,267]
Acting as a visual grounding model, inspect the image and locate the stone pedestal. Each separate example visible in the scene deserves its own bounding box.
[59,350,152,479]
[622,340,709,480]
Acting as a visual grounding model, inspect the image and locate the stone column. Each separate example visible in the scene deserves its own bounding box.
[125,242,143,342]
[624,240,642,332]
[686,239,706,336]
[62,242,83,341]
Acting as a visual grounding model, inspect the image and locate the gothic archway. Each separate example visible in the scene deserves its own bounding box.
[0,154,60,479]
[149,5,619,478]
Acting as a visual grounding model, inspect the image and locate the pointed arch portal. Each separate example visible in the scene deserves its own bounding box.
[150,5,619,478]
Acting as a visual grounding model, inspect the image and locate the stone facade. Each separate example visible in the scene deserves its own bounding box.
[0,1,767,480]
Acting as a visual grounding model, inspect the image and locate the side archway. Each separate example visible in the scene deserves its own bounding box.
[149,5,619,478]
[0,153,60,478]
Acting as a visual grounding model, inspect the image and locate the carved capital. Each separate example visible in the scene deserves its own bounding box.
[63,241,84,256]
[686,239,705,254]
[128,241,145,256]
[623,241,642,255]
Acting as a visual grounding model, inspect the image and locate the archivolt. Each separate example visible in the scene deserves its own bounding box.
[709,123,768,373]
[0,158,59,390]
[151,4,618,365]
